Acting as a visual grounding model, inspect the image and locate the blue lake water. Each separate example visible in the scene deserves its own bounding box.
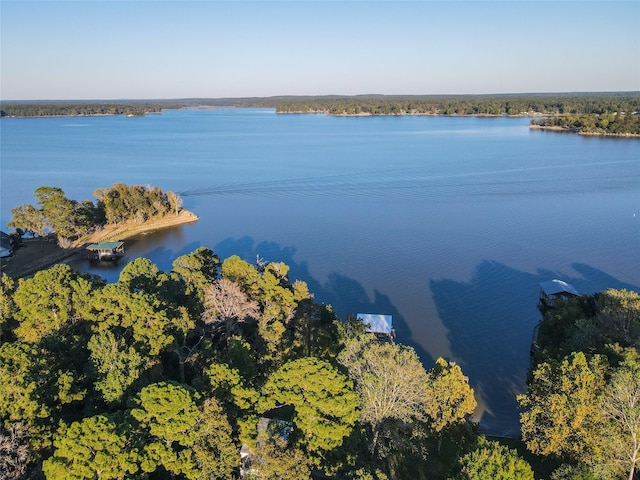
[2,108,639,436]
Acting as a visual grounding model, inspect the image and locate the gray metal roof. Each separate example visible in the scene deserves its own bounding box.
[358,313,393,334]
[540,279,579,296]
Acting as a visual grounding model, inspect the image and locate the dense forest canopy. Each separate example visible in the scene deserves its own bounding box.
[2,92,639,118]
[519,288,640,480]
[2,242,638,479]
[0,251,487,480]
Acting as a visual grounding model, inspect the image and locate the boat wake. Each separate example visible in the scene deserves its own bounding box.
[177,161,639,200]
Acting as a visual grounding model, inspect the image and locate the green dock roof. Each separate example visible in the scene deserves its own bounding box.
[86,241,124,250]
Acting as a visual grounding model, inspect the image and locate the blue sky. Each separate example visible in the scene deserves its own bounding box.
[1,1,639,99]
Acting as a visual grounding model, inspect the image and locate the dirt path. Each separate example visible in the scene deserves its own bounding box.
[1,211,198,279]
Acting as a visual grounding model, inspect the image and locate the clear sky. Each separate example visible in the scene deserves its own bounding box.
[1,1,639,100]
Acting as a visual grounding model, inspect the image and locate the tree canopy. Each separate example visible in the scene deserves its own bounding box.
[259,356,360,460]
[0,248,521,479]
[520,288,640,479]
[457,438,534,480]
[6,184,183,247]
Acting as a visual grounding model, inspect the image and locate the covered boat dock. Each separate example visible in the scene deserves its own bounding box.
[86,241,125,261]
[538,279,579,309]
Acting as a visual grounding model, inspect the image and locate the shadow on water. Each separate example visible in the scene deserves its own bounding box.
[430,260,640,437]
[216,236,433,365]
[76,233,640,439]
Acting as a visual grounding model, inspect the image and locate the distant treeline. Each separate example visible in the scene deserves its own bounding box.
[0,102,165,117]
[267,92,640,117]
[2,92,639,118]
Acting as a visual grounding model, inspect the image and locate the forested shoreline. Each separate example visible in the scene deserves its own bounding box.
[530,113,640,136]
[3,92,639,136]
[2,92,639,117]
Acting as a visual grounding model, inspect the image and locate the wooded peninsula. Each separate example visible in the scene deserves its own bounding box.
[2,92,639,136]
[1,184,197,279]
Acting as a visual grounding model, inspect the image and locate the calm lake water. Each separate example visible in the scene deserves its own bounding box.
[2,108,639,436]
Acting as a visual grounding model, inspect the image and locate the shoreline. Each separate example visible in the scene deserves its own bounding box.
[74,210,199,246]
[277,110,546,118]
[529,124,640,137]
[0,111,160,119]
[5,109,638,137]
[1,210,198,279]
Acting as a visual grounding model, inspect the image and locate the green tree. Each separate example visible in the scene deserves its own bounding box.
[596,288,640,347]
[338,334,432,458]
[256,263,298,365]
[250,437,311,480]
[206,361,259,411]
[221,256,300,366]
[259,357,359,461]
[130,382,200,479]
[113,258,197,383]
[518,351,608,463]
[131,382,199,445]
[166,190,183,215]
[94,183,171,224]
[42,415,139,480]
[13,264,94,343]
[424,357,477,434]
[118,257,172,298]
[602,359,640,480]
[221,255,262,299]
[192,397,238,480]
[457,438,534,480]
[34,186,77,240]
[72,199,100,234]
[339,336,476,465]
[89,283,176,356]
[8,204,46,239]
[88,330,148,404]
[172,246,220,313]
[0,341,58,456]
[0,342,51,427]
[291,297,340,359]
[549,464,601,480]
[0,274,17,344]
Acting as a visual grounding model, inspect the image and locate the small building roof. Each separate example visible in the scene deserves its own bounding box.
[86,241,124,251]
[540,279,579,296]
[358,313,393,335]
